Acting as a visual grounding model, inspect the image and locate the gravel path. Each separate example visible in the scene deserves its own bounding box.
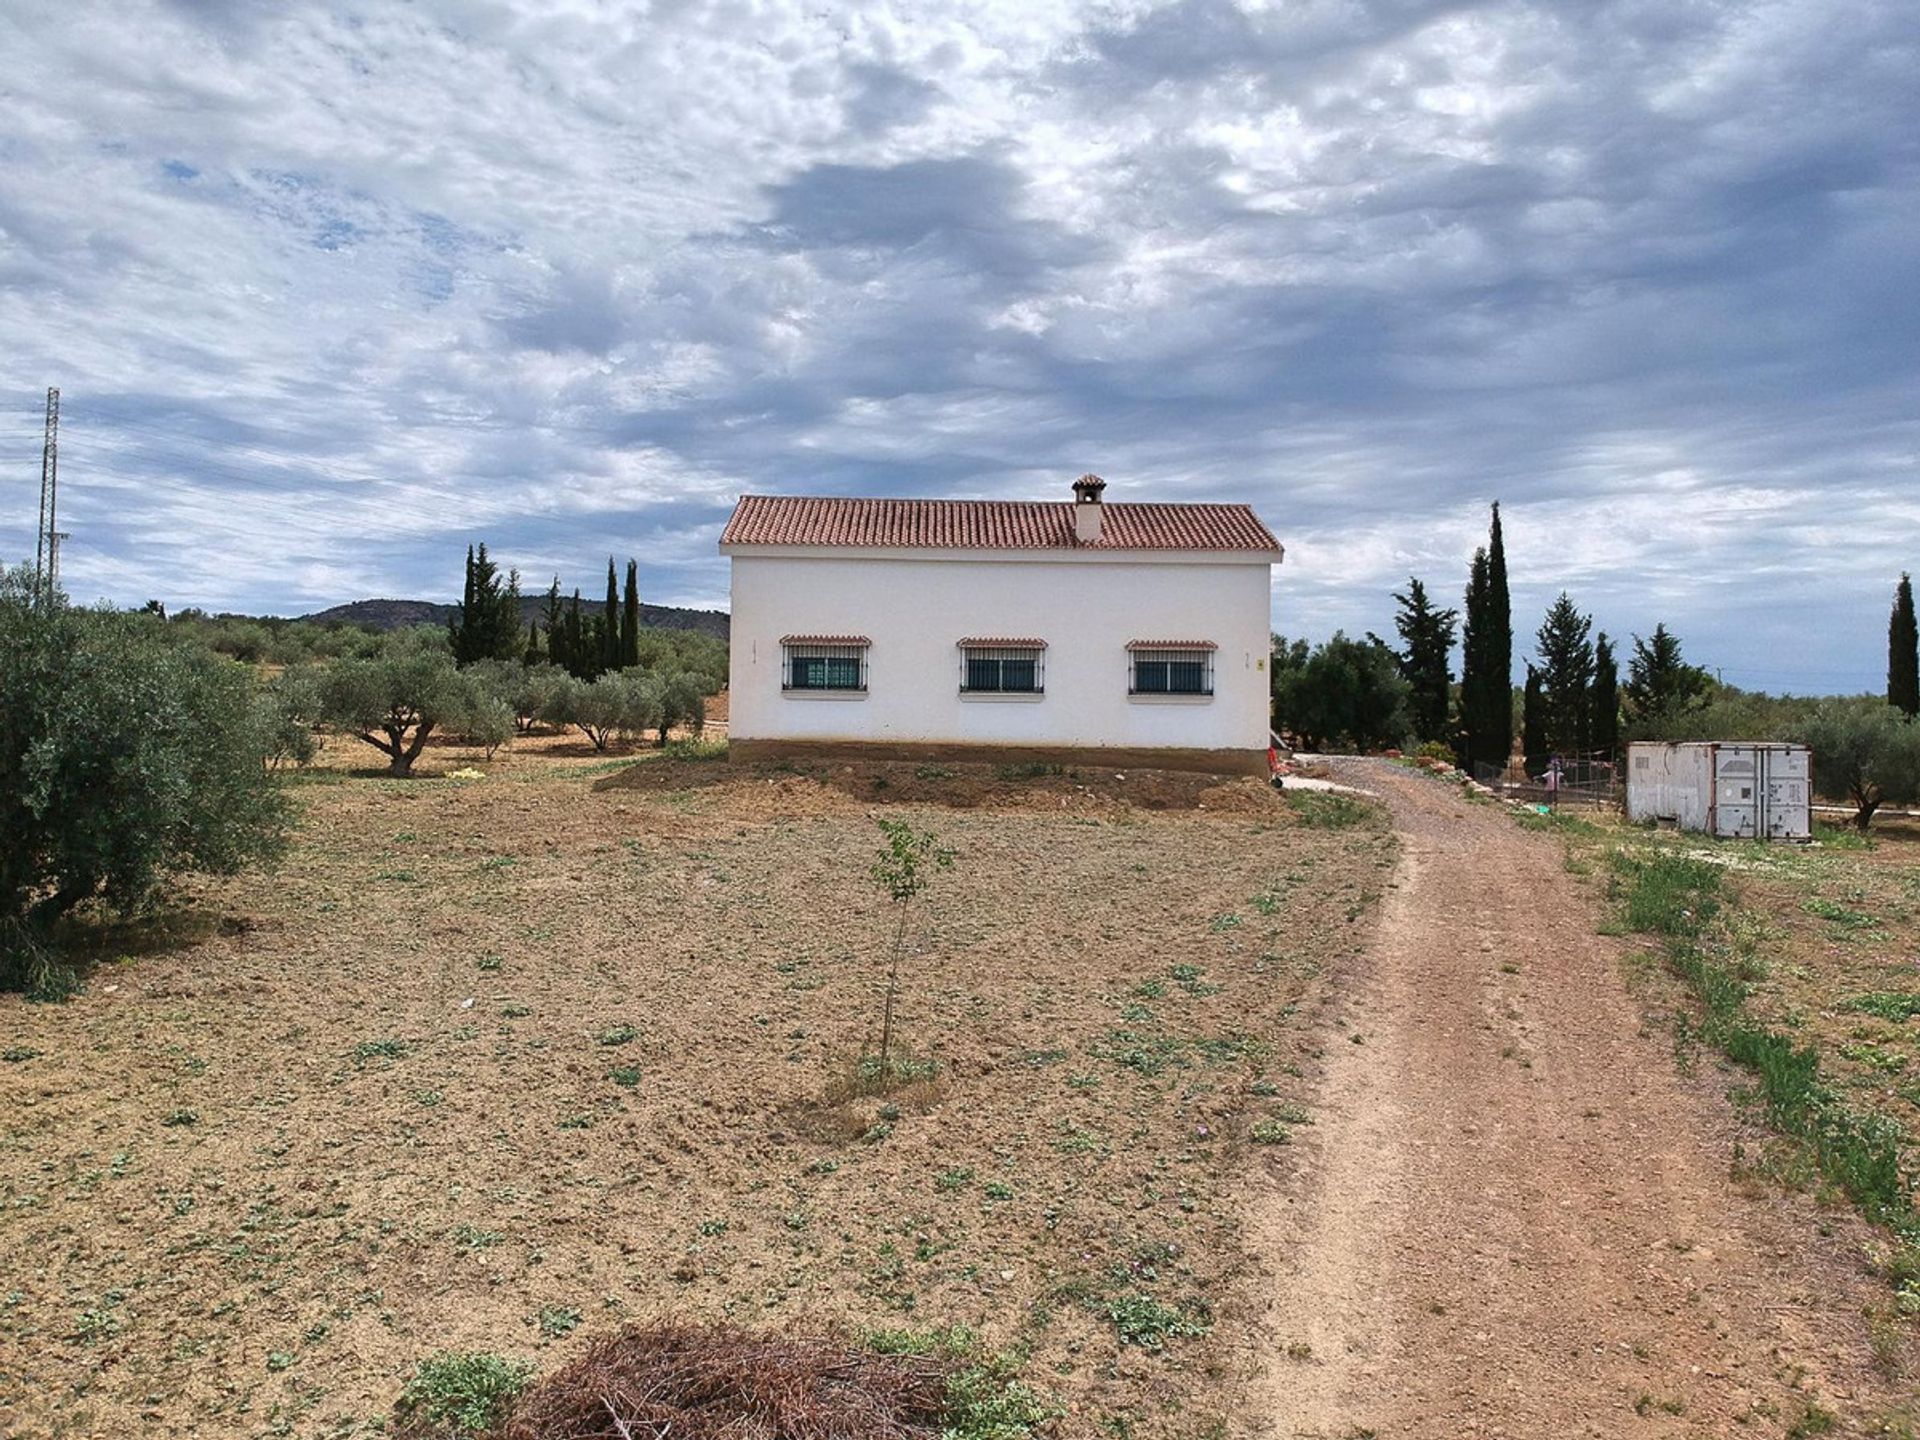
[1254,759,1909,1437]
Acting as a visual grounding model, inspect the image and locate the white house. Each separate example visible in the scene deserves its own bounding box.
[719,476,1282,775]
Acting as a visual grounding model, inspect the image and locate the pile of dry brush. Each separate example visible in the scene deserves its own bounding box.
[501,1323,953,1440]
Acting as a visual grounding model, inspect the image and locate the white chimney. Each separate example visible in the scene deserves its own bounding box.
[1072,473,1106,544]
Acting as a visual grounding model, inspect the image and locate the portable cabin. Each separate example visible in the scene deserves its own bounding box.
[1625,741,1811,840]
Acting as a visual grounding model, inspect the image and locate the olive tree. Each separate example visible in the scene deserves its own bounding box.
[549,670,663,751]
[315,629,474,777]
[1794,702,1920,830]
[1,570,290,994]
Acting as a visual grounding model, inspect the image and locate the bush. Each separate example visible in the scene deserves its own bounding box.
[1271,632,1412,752]
[0,571,290,994]
[395,1351,533,1438]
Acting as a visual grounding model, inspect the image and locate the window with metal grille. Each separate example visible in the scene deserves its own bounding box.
[782,641,868,692]
[1129,647,1213,696]
[960,645,1044,694]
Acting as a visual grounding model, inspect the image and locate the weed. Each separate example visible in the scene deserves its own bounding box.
[1786,1402,1838,1437]
[983,1181,1015,1201]
[2,1045,39,1063]
[450,1224,502,1253]
[353,1038,410,1064]
[1249,1120,1292,1145]
[607,1065,641,1088]
[535,1304,582,1339]
[162,1108,198,1127]
[1804,897,1879,930]
[936,1168,975,1193]
[1284,792,1379,829]
[1841,993,1920,1023]
[1096,1293,1211,1349]
[476,954,502,972]
[992,762,1063,780]
[395,1351,533,1437]
[914,764,955,780]
[698,1219,729,1237]
[597,1023,638,1046]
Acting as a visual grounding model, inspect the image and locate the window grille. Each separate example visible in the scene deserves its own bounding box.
[960,645,1044,694]
[1129,647,1214,696]
[782,640,868,692]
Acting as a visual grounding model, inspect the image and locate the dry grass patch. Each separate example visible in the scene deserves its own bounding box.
[0,734,1392,1438]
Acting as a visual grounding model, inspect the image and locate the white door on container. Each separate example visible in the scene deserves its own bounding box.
[1714,747,1758,838]
[1764,747,1810,840]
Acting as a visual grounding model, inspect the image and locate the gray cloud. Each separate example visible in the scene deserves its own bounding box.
[0,0,1913,691]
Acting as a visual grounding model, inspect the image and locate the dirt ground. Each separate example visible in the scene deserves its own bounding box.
[1254,760,1917,1438]
[0,730,1392,1439]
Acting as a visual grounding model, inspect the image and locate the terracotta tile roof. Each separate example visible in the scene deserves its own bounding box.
[779,634,871,646]
[1126,639,1219,651]
[720,495,1280,554]
[957,637,1048,649]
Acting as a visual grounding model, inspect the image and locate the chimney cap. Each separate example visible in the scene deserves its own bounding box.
[1072,473,1107,502]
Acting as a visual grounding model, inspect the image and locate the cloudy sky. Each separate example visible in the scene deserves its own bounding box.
[1,0,1914,691]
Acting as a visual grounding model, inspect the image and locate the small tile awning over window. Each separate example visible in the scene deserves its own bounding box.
[780,634,870,646]
[1125,639,1217,651]
[958,637,1047,649]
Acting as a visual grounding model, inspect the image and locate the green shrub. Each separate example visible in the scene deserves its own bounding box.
[1,573,290,995]
[1096,1293,1211,1349]
[1282,792,1379,829]
[395,1351,532,1437]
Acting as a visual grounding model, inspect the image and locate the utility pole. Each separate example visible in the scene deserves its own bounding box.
[33,386,60,607]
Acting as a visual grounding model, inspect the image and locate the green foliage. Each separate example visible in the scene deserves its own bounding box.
[1270,631,1411,752]
[1392,577,1457,743]
[1623,623,1712,732]
[1609,846,1918,1236]
[260,666,320,771]
[1839,993,1920,1022]
[871,819,954,1070]
[315,628,476,776]
[395,1351,533,1438]
[1282,791,1380,829]
[1890,573,1919,718]
[863,1326,1059,1440]
[0,571,291,994]
[1459,503,1513,775]
[448,544,522,667]
[547,670,664,751]
[1521,664,1546,778]
[1534,592,1594,758]
[621,559,641,669]
[1096,1293,1211,1349]
[1591,632,1620,760]
[1793,700,1920,829]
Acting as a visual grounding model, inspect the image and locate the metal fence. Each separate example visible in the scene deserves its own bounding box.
[1474,752,1621,811]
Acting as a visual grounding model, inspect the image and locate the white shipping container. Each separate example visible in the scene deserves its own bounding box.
[1625,741,1811,840]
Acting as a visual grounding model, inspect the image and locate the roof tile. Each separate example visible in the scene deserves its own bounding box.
[720,496,1280,554]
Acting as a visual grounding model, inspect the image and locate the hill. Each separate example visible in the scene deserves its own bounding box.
[299,595,730,640]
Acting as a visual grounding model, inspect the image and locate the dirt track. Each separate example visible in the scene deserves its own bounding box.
[1255,760,1912,1437]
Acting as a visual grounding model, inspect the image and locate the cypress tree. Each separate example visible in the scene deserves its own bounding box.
[1485,503,1512,764]
[565,590,588,679]
[1591,632,1620,761]
[1890,573,1919,717]
[602,558,620,674]
[1460,546,1491,772]
[542,579,565,671]
[1459,503,1511,774]
[448,543,519,665]
[1392,577,1457,744]
[1522,664,1546,778]
[622,560,641,669]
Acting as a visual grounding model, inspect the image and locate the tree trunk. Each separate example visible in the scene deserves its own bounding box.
[879,900,909,1074]
[1852,781,1881,832]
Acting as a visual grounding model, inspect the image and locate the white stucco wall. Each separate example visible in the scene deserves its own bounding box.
[725,547,1274,753]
